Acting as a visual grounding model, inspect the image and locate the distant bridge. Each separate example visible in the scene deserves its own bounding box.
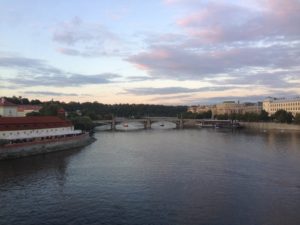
[93,117,238,130]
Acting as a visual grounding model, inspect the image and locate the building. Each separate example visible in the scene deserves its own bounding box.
[187,105,215,114]
[0,98,18,117]
[215,101,262,115]
[0,116,93,160]
[17,105,42,117]
[188,101,262,116]
[263,97,300,116]
[215,101,242,115]
[0,97,42,117]
[241,102,262,114]
[0,116,80,141]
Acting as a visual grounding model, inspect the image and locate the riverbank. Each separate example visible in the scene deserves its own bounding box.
[0,133,95,160]
[240,122,300,131]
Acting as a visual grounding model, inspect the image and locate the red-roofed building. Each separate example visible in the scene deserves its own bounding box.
[0,116,80,140]
[17,105,42,117]
[0,97,42,117]
[0,98,18,117]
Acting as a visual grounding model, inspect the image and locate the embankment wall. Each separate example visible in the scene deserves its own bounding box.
[0,134,94,160]
[240,122,300,131]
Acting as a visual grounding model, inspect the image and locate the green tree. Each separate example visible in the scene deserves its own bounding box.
[259,110,270,121]
[70,116,94,131]
[294,113,300,124]
[39,103,61,116]
[272,109,294,123]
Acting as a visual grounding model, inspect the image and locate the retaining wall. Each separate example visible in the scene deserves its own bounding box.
[240,122,300,131]
[0,134,95,160]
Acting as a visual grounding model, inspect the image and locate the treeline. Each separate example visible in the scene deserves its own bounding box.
[62,102,187,119]
[21,99,187,131]
[4,96,42,105]
[4,96,300,125]
[4,96,187,118]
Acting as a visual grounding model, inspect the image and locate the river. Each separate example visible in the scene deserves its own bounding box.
[1,128,300,225]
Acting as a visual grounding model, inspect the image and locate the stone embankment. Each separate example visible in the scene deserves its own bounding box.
[0,134,95,160]
[240,122,300,131]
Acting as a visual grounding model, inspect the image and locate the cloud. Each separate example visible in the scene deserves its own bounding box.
[128,44,300,80]
[23,91,78,96]
[124,86,235,95]
[173,0,300,44]
[0,55,120,87]
[53,17,120,57]
[126,0,300,98]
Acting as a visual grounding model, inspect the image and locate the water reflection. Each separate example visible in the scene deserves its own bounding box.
[1,129,300,225]
[116,122,144,131]
[151,121,176,129]
[0,148,82,188]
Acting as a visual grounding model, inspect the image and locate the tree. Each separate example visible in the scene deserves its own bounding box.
[294,113,300,124]
[39,103,61,116]
[272,109,294,123]
[259,110,270,122]
[26,111,42,116]
[70,116,94,131]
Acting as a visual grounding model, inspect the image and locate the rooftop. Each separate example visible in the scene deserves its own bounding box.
[0,116,73,131]
[0,98,17,107]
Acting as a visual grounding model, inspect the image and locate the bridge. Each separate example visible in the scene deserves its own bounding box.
[93,117,239,130]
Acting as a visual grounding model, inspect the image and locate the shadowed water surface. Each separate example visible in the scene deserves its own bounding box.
[1,129,300,225]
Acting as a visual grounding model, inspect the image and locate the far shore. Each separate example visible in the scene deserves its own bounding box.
[239,122,300,132]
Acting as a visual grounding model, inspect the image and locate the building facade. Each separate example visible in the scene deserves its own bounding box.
[188,101,262,116]
[263,97,300,116]
[187,105,215,114]
[0,116,80,141]
[17,105,42,117]
[0,98,18,117]
[0,97,42,117]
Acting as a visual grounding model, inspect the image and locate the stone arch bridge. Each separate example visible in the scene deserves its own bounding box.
[93,117,237,130]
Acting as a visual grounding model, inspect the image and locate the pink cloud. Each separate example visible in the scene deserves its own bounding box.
[175,0,300,44]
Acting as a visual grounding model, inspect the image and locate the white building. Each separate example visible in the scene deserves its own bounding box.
[0,116,81,141]
[263,97,300,116]
[0,98,18,117]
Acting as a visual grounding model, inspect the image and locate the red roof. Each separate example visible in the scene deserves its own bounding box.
[0,116,72,131]
[0,98,17,107]
[17,105,42,112]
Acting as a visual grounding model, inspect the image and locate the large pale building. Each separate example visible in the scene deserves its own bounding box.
[215,101,262,115]
[263,97,300,116]
[188,101,262,116]
[187,105,215,114]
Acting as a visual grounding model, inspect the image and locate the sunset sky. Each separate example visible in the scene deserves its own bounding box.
[0,0,299,105]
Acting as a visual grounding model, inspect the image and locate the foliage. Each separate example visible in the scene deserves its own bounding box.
[61,102,187,118]
[4,96,41,105]
[272,109,294,123]
[26,111,42,116]
[182,111,212,119]
[69,116,94,131]
[215,110,270,122]
[39,103,61,116]
[294,113,300,124]
[259,110,270,121]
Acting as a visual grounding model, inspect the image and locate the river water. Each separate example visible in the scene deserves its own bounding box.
[1,128,300,225]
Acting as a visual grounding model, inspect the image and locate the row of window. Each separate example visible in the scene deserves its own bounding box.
[270,108,300,111]
[1,128,71,136]
[271,102,300,107]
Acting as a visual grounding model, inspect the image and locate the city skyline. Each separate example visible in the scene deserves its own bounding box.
[1,0,300,105]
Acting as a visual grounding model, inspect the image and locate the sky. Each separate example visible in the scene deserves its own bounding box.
[0,0,299,105]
